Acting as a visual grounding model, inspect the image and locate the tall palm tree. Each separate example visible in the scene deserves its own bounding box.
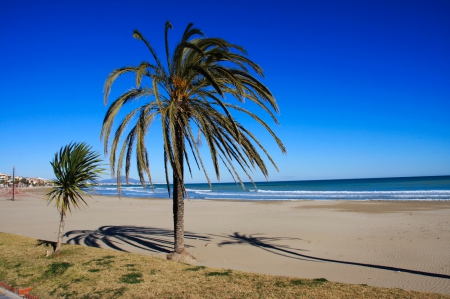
[101,21,286,261]
[46,142,104,254]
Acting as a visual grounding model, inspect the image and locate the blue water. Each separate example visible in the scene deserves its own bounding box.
[90,175,450,201]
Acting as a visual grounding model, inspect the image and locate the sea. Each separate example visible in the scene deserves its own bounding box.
[90,175,450,201]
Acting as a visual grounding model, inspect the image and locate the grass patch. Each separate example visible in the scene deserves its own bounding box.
[44,262,72,277]
[83,255,115,267]
[71,277,89,283]
[185,266,206,272]
[90,287,127,299]
[119,272,144,284]
[206,269,233,276]
[62,290,77,298]
[290,278,328,286]
[0,232,448,299]
[96,259,113,266]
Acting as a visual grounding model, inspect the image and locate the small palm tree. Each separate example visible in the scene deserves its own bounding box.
[46,142,104,254]
[102,21,286,261]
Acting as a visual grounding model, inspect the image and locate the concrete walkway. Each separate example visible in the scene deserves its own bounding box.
[0,288,22,299]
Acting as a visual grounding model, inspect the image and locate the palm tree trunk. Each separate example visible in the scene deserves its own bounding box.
[55,211,66,254]
[173,121,185,254]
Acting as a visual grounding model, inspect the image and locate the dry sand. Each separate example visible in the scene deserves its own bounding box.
[1,188,449,295]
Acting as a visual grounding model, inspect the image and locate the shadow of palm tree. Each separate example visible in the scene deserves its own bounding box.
[217,232,450,280]
[215,232,312,261]
[65,225,210,253]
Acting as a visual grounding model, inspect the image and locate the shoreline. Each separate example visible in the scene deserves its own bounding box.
[93,195,450,205]
[1,193,449,295]
[92,194,450,203]
[16,186,450,202]
[89,175,450,201]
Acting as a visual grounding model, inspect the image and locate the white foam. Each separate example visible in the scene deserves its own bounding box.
[90,186,450,201]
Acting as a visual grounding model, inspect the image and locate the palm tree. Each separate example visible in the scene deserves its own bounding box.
[101,21,286,261]
[46,142,104,254]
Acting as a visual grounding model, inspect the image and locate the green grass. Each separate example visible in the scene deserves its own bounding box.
[118,272,144,284]
[185,266,206,272]
[205,269,233,276]
[44,262,72,277]
[0,232,448,299]
[290,278,328,286]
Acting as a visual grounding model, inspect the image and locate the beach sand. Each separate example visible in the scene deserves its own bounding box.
[1,189,449,295]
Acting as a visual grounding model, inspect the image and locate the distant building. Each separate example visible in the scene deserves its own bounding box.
[0,171,51,187]
[0,173,6,187]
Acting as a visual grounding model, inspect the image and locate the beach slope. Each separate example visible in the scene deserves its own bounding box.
[0,190,449,295]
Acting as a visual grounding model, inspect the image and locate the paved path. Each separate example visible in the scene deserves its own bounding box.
[0,288,22,299]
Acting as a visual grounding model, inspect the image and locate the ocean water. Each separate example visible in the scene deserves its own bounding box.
[90,175,450,201]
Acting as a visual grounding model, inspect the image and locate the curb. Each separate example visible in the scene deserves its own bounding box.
[0,282,39,299]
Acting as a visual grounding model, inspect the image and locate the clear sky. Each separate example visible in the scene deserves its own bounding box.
[1,0,449,183]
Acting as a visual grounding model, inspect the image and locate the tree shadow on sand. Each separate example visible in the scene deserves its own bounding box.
[217,232,450,280]
[64,225,210,253]
[214,233,312,261]
[64,227,449,280]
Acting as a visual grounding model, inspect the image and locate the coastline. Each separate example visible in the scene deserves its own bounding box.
[0,193,449,295]
[91,175,450,201]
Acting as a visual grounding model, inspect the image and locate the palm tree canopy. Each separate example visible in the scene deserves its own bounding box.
[46,142,105,215]
[102,21,286,196]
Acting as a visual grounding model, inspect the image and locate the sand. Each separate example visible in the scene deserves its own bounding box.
[1,188,449,295]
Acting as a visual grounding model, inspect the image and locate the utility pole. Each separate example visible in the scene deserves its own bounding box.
[12,166,15,201]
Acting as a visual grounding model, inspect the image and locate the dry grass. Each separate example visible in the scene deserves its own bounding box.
[0,232,448,299]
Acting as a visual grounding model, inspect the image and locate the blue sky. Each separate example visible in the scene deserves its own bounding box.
[1,0,449,183]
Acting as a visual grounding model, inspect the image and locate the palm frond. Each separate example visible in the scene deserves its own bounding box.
[102,22,285,201]
[47,142,105,215]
